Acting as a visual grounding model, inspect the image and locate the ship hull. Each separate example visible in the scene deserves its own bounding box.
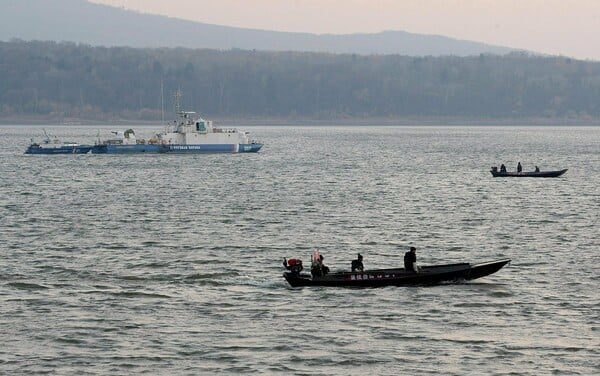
[25,145,94,154]
[92,143,262,154]
[490,169,567,177]
[284,259,511,288]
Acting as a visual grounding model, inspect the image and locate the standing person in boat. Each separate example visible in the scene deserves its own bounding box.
[517,162,522,173]
[404,246,419,273]
[500,164,507,172]
[351,253,364,272]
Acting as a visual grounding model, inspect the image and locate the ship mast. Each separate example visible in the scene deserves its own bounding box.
[174,89,183,132]
[174,89,182,116]
[160,79,164,125]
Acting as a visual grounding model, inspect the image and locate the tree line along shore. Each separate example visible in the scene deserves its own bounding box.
[2,40,600,124]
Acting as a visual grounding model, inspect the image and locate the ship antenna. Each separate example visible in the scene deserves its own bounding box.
[42,128,50,143]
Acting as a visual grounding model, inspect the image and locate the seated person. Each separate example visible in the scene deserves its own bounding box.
[500,164,507,172]
[535,166,540,172]
[311,254,329,276]
[351,253,364,272]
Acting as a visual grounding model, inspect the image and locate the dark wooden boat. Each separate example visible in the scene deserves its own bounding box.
[490,168,567,177]
[283,259,510,288]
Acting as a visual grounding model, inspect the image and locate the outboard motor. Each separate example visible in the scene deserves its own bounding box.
[283,258,303,274]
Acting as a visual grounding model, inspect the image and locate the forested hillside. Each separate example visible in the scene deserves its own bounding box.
[1,41,600,123]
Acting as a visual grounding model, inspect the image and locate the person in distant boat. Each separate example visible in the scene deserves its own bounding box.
[517,162,522,173]
[404,246,419,273]
[500,164,507,172]
[535,166,540,172]
[351,253,364,272]
[311,254,330,276]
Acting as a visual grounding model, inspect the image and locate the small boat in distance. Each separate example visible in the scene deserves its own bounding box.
[283,258,510,288]
[490,167,567,178]
[92,91,262,154]
[25,130,93,155]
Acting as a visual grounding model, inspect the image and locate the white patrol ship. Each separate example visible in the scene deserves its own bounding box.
[93,91,262,154]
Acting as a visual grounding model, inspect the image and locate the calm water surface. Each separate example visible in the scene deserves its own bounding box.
[0,125,598,375]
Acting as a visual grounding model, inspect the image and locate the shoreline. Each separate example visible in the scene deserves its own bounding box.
[1,115,599,126]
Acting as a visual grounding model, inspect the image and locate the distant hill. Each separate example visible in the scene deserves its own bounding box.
[0,0,515,56]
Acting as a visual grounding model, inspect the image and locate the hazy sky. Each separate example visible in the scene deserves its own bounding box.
[91,0,600,60]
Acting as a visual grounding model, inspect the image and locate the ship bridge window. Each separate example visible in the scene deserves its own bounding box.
[196,121,206,132]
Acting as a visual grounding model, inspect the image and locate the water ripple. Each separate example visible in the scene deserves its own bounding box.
[0,125,598,375]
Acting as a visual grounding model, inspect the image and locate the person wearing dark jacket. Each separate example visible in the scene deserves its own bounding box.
[404,246,418,272]
[517,162,522,173]
[351,253,364,272]
[311,254,330,276]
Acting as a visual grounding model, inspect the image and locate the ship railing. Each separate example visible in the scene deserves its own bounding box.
[214,128,237,133]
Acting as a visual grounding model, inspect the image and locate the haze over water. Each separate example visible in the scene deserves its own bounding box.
[1,125,598,375]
